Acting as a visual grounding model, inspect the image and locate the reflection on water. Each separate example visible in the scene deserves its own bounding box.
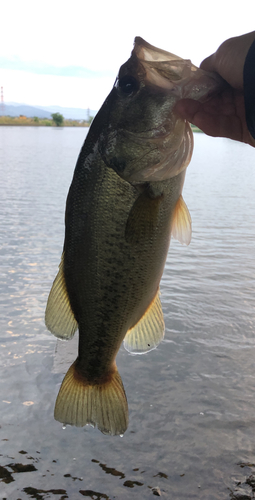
[1,126,255,499]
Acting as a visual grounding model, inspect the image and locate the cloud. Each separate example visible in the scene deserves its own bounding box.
[0,57,115,78]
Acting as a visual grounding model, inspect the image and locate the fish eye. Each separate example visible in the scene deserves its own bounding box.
[118,75,139,94]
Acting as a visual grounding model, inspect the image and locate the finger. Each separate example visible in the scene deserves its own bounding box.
[174,99,243,141]
[174,99,202,123]
[174,99,220,135]
[200,54,216,72]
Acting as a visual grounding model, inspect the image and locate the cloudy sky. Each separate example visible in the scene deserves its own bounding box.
[1,0,254,110]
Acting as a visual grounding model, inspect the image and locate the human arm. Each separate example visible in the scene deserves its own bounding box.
[174,32,255,146]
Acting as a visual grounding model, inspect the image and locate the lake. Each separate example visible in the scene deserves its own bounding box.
[1,125,255,500]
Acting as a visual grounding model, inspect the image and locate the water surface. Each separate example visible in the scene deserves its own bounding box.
[1,126,255,499]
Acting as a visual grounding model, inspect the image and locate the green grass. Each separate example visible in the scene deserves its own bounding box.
[190,124,203,133]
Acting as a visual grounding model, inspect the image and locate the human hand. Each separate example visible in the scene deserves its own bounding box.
[175,31,255,147]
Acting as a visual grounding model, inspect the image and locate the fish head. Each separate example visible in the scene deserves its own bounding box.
[98,37,224,183]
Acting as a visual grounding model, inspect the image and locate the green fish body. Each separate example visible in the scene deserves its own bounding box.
[45,37,223,435]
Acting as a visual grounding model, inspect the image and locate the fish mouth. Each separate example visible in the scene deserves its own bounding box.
[133,36,195,94]
[133,36,224,101]
[118,37,224,182]
[101,37,224,184]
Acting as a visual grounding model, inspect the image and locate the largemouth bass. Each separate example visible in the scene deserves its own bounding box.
[45,37,223,435]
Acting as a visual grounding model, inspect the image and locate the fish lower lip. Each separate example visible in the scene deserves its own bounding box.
[124,125,172,142]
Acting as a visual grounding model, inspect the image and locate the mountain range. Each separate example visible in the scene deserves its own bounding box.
[2,103,98,120]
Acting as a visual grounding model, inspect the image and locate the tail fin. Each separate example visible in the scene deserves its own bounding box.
[54,362,128,436]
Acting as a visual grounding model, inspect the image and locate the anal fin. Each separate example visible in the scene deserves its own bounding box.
[124,290,165,354]
[45,253,78,339]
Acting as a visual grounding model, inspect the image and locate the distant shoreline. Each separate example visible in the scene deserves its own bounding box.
[0,117,202,132]
[0,116,91,127]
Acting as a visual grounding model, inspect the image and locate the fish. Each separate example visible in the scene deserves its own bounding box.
[45,37,223,436]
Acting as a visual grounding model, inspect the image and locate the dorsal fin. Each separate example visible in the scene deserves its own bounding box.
[171,194,192,245]
[124,290,165,354]
[45,253,78,339]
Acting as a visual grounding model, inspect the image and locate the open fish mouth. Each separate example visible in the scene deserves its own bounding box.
[134,36,197,94]
[133,36,224,101]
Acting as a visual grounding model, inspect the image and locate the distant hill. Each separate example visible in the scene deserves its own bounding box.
[36,105,97,120]
[3,104,52,119]
[3,103,98,120]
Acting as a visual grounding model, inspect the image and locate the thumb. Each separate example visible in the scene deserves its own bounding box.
[174,99,202,123]
[199,32,255,90]
[200,54,216,72]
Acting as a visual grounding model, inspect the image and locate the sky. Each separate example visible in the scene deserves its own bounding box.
[1,0,254,111]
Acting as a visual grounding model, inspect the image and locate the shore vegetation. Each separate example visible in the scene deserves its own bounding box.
[0,115,201,132]
[0,115,93,127]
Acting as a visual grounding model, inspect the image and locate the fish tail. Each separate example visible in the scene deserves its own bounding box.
[54,361,128,436]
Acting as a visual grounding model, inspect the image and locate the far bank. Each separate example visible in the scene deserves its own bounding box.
[0,116,202,132]
[0,116,91,127]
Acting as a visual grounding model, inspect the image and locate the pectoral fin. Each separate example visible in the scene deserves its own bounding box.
[124,290,165,354]
[171,194,192,245]
[125,191,162,245]
[45,253,78,339]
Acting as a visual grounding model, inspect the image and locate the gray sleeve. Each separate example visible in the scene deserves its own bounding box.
[243,39,255,139]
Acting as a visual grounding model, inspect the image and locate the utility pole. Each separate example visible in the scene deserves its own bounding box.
[1,87,4,116]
